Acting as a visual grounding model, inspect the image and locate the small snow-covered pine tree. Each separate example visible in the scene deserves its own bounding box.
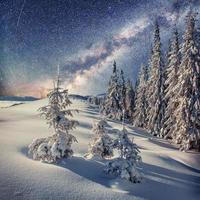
[161,28,180,139]
[146,22,165,136]
[86,119,113,159]
[101,61,122,120]
[133,65,148,128]
[173,11,200,151]
[104,128,142,183]
[29,67,78,162]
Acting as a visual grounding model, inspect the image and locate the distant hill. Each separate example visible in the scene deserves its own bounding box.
[69,94,89,101]
[96,93,106,97]
[0,96,39,101]
[68,93,106,102]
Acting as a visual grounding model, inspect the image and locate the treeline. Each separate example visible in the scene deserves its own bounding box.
[100,11,200,152]
[100,61,135,120]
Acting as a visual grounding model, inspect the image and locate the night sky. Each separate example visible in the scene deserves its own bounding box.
[0,0,200,97]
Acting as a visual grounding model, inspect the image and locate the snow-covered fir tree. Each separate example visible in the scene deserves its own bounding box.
[173,11,200,151]
[86,119,113,159]
[104,127,142,183]
[87,95,104,106]
[134,75,139,100]
[119,69,127,115]
[161,28,180,139]
[133,64,148,128]
[29,67,79,162]
[146,22,165,136]
[125,79,135,120]
[100,61,122,120]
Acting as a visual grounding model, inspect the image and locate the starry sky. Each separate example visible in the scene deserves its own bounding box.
[0,0,200,97]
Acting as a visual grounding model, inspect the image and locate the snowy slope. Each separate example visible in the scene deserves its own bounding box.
[0,99,199,200]
[0,101,24,108]
[0,96,38,108]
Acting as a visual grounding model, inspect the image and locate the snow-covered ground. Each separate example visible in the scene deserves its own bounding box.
[0,98,199,200]
[0,96,38,108]
[0,101,23,108]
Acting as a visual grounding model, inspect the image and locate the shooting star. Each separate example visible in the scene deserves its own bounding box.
[17,0,26,27]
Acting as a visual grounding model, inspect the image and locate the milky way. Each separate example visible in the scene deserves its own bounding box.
[0,0,200,97]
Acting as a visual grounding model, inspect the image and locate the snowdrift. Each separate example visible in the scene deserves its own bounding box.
[0,98,199,200]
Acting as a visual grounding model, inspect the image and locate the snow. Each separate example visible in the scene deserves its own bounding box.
[0,96,38,108]
[0,101,24,108]
[0,98,200,200]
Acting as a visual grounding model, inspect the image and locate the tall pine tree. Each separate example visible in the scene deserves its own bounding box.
[101,61,122,120]
[146,22,165,136]
[119,69,127,117]
[133,65,148,128]
[161,28,180,139]
[125,79,135,120]
[173,11,200,151]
